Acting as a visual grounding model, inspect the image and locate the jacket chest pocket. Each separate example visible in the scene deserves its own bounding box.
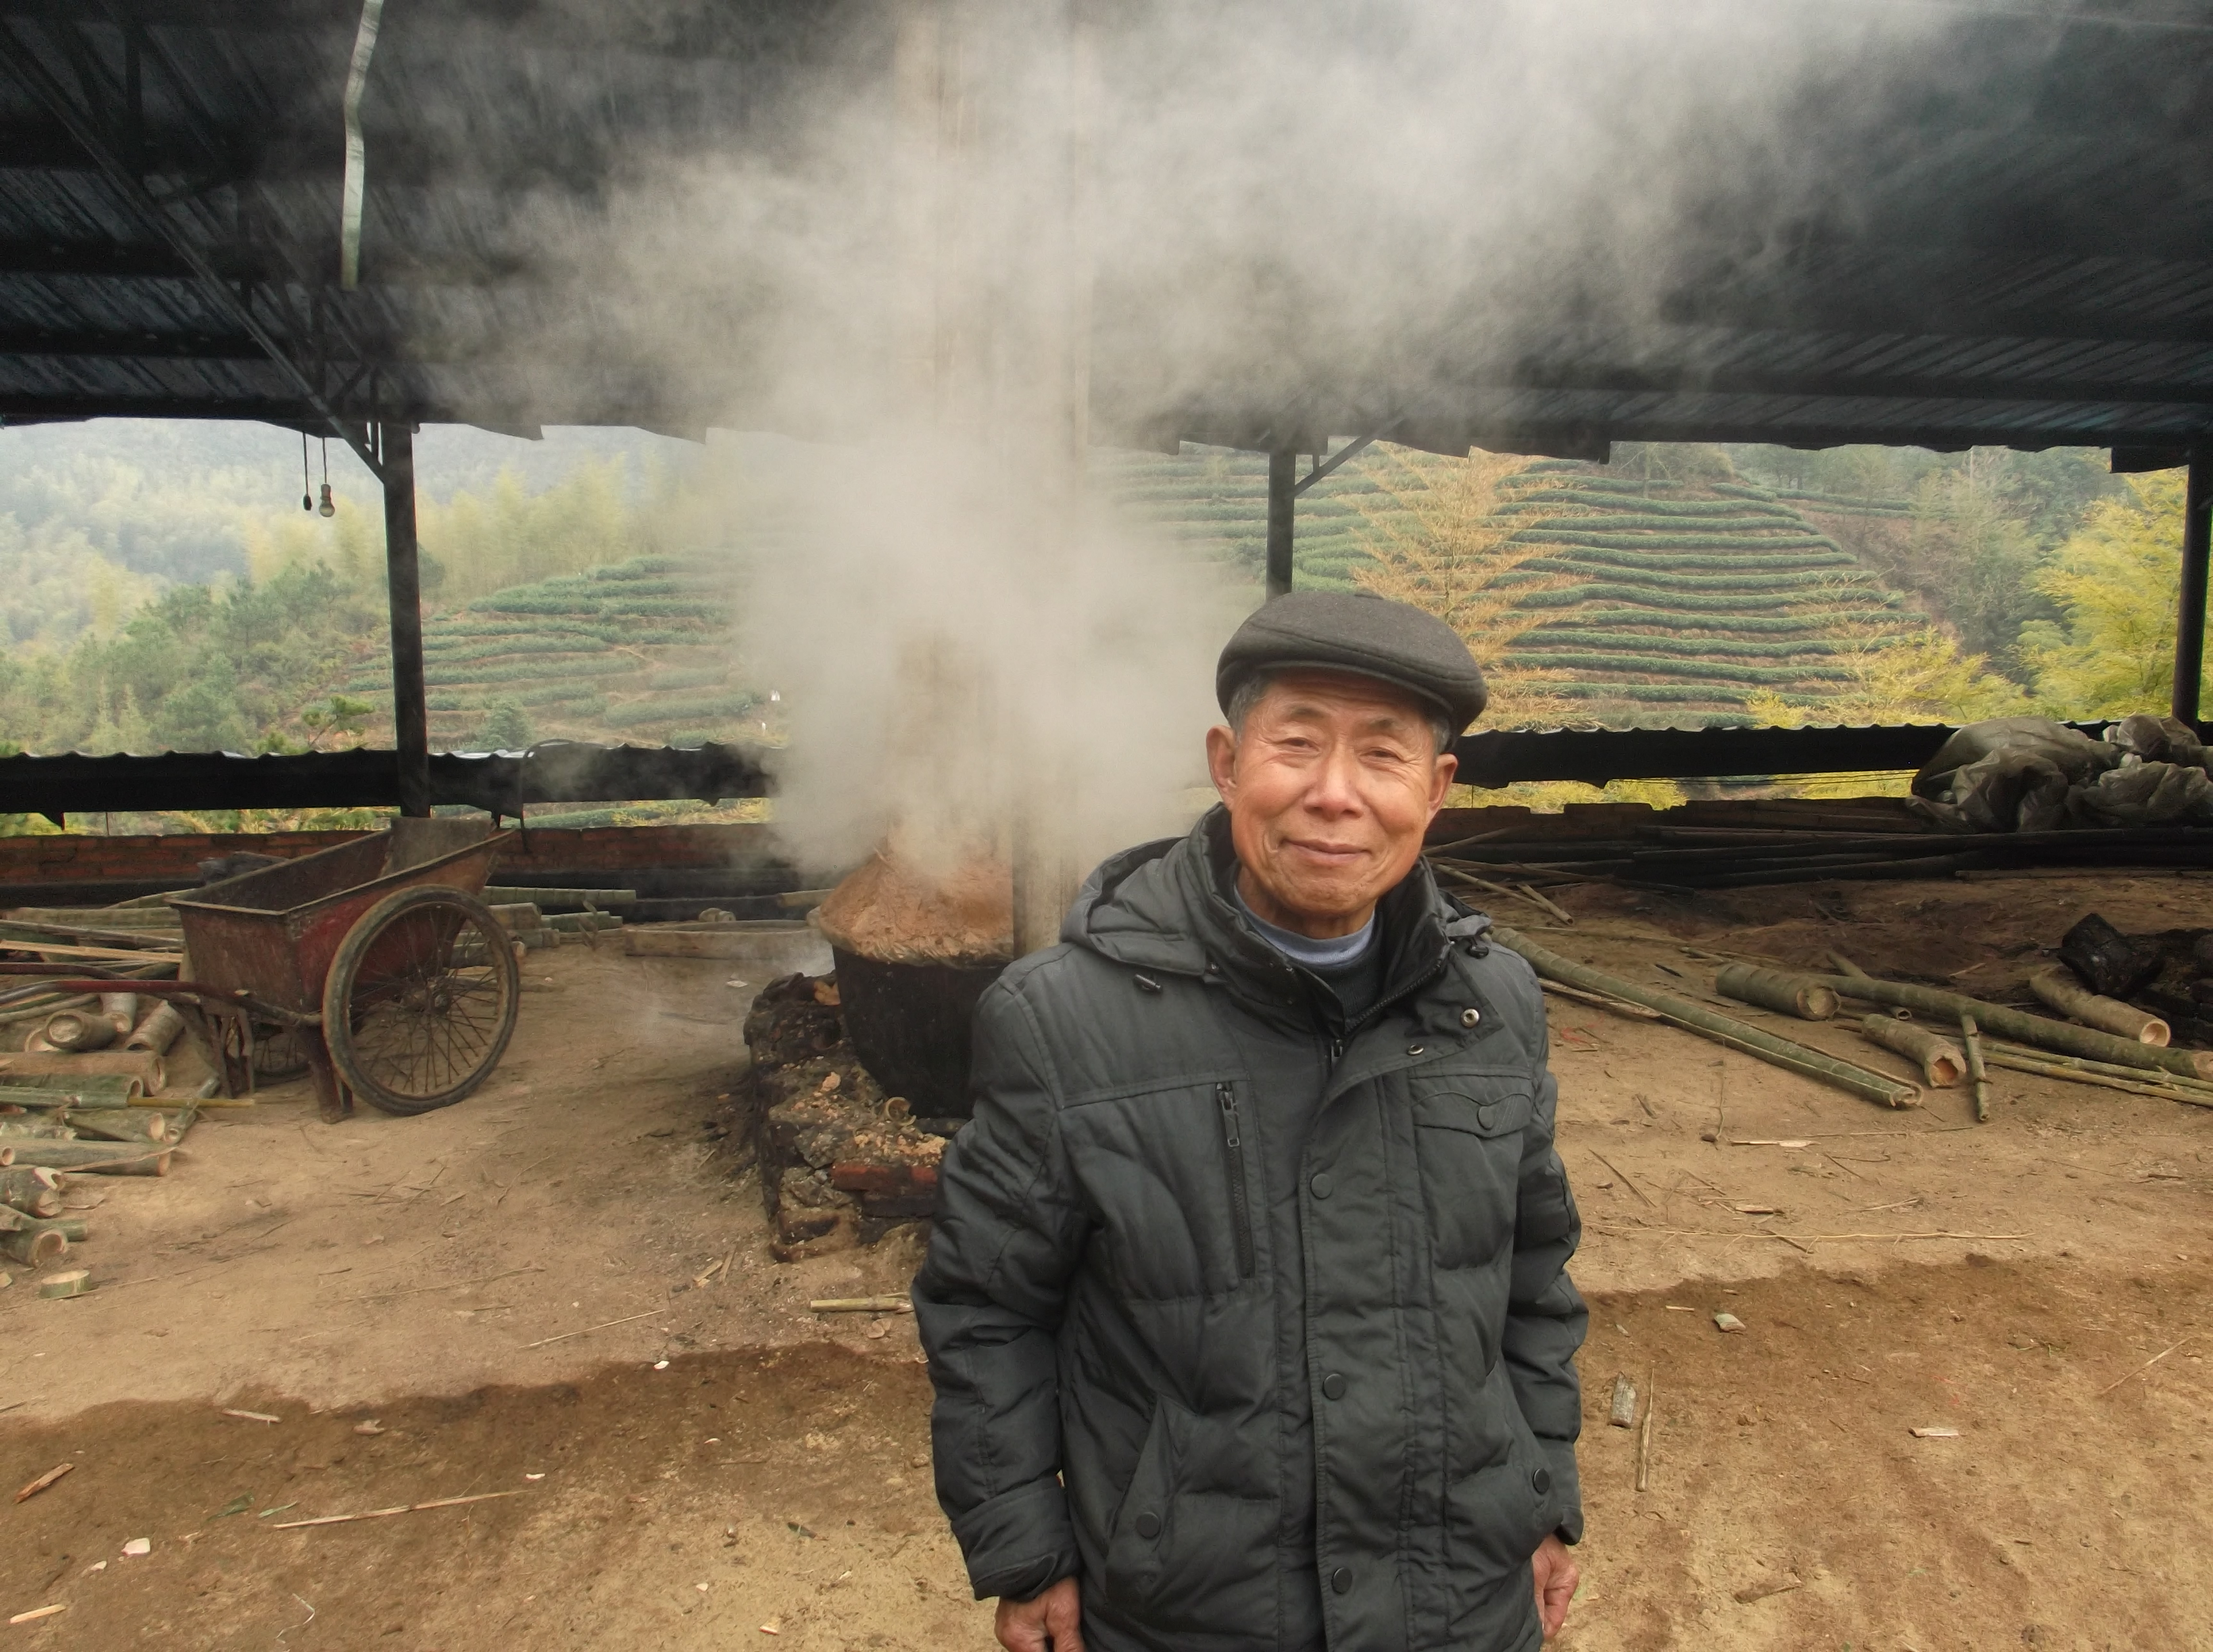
[1411,1073,1532,1272]
[1062,1081,1258,1302]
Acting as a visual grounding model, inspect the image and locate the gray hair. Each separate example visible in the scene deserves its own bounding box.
[1226,669,1457,756]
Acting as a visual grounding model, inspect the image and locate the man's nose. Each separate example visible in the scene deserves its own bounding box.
[1303,744,1365,815]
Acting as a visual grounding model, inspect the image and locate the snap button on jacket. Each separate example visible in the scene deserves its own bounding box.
[916,810,1586,1652]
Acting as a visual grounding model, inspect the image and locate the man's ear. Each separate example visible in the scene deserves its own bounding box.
[1205,724,1240,802]
[1426,750,1458,816]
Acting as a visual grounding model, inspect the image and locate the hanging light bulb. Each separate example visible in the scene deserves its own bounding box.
[318,482,336,518]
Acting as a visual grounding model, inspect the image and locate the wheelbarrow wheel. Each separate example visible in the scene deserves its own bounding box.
[322,886,520,1116]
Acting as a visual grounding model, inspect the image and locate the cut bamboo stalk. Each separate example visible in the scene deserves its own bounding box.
[0,1073,142,1103]
[40,1009,115,1052]
[123,1001,185,1056]
[2029,967,2168,1045]
[0,1119,77,1140]
[1797,971,2213,1081]
[1854,1016,1965,1087]
[36,1269,91,1299]
[1491,928,1919,1109]
[97,993,138,1034]
[1716,963,1837,1021]
[18,1218,87,1244]
[61,1107,167,1144]
[0,1167,64,1218]
[0,1227,67,1267]
[0,1141,170,1176]
[0,1051,165,1091]
[1429,865,1570,923]
[1959,1014,1990,1123]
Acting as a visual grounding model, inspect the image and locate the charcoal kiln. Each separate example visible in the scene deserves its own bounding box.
[810,844,1013,1118]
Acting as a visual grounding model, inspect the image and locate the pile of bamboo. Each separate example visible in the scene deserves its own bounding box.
[0,1069,192,1273]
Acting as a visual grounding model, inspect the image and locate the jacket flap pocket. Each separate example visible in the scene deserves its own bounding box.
[1413,1081,1533,1139]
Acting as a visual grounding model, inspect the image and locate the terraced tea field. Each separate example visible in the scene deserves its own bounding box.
[1094,447,1926,725]
[338,554,761,753]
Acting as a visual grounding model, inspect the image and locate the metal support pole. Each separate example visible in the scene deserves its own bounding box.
[2174,443,2212,731]
[1265,447,1295,599]
[380,421,431,817]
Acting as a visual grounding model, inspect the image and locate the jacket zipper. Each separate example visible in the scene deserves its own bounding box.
[1216,1082,1256,1278]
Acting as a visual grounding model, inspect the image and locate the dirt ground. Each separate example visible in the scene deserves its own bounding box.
[0,872,2209,1650]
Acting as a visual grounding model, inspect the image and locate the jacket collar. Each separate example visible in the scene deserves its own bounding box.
[1064,805,1461,1028]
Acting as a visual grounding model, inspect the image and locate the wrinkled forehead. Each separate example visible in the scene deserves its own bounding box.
[1250,668,1437,732]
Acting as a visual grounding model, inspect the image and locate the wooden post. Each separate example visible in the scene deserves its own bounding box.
[381,420,431,817]
[1265,447,1295,599]
[2173,441,2211,732]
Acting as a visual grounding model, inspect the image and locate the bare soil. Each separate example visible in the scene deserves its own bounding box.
[0,871,2208,1650]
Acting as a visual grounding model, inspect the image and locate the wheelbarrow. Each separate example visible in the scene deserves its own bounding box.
[7,820,522,1124]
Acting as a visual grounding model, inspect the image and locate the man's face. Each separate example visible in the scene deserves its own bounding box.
[1204,669,1457,939]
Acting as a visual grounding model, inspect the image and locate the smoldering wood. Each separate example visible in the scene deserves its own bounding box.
[2059,913,2162,999]
[1854,1016,1966,1087]
[2029,966,2169,1045]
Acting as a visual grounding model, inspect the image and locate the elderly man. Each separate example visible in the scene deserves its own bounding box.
[916,590,1585,1652]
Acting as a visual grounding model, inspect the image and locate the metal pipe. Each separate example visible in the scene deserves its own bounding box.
[2175,442,2212,731]
[1265,447,1295,599]
[340,0,388,290]
[380,422,430,817]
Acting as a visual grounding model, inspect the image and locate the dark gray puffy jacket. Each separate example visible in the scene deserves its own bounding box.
[915,810,1585,1652]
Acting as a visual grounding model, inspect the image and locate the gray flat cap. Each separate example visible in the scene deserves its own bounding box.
[1216,590,1488,731]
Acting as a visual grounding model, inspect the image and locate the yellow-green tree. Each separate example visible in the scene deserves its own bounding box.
[2018,470,2195,717]
[1348,447,1580,728]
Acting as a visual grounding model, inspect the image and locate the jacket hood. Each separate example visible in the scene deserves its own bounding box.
[1063,805,1471,1020]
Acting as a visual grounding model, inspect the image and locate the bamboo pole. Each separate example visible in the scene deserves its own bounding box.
[1489,928,1920,1108]
[2028,968,2168,1045]
[1982,1045,2213,1108]
[1959,1013,1990,1122]
[1798,972,2213,1081]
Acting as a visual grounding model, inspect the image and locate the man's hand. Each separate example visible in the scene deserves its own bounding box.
[996,1577,1084,1652]
[1532,1534,1578,1640]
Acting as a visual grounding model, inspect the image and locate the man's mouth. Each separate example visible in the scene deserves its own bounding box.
[1282,838,1367,868]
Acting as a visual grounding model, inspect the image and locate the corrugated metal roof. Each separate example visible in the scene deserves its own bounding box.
[0,0,2209,455]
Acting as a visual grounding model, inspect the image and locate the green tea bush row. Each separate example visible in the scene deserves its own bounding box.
[1520,583,1902,612]
[1519,629,1883,659]
[1508,530,1843,554]
[646,667,730,691]
[1504,651,1851,686]
[601,691,759,728]
[1497,566,1863,595]
[1523,549,1857,575]
[1567,606,1907,635]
